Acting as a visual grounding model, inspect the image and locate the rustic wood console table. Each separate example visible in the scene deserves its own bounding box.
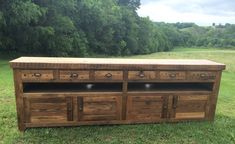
[10,57,225,131]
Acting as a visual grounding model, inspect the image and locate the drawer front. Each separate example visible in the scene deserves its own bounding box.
[160,71,186,80]
[59,70,89,80]
[21,70,54,80]
[128,71,156,80]
[127,95,167,120]
[173,95,208,119]
[188,71,216,80]
[78,96,121,121]
[24,97,73,123]
[95,71,123,80]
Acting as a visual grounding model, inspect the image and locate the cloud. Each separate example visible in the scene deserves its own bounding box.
[138,0,235,26]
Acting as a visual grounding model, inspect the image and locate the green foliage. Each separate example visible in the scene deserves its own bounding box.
[0,0,173,56]
[1,0,234,56]
[175,23,235,48]
[117,0,140,10]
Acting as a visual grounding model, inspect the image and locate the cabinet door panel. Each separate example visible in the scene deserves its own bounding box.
[78,96,121,121]
[173,95,208,120]
[127,95,167,120]
[24,97,73,123]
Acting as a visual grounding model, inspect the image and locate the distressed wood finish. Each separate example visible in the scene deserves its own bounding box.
[126,95,166,121]
[160,71,186,80]
[128,71,157,80]
[59,70,90,81]
[10,57,225,131]
[21,70,54,81]
[94,71,123,81]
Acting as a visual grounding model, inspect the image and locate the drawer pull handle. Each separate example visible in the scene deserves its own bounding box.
[78,97,83,111]
[138,71,145,78]
[173,95,178,109]
[34,73,42,77]
[105,73,112,78]
[169,73,176,78]
[200,73,207,78]
[70,73,79,78]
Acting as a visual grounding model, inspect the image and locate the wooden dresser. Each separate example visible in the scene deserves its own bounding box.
[10,57,226,131]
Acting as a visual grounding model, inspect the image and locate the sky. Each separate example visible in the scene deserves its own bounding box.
[137,0,235,26]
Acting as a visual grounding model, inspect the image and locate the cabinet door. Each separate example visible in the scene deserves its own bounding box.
[24,97,73,123]
[172,95,208,120]
[127,95,167,120]
[78,96,121,121]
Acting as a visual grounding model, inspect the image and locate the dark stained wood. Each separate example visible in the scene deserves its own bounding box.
[10,57,225,131]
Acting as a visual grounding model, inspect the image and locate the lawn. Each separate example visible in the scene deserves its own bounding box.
[0,47,235,144]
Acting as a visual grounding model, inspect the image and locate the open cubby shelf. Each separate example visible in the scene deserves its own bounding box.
[128,82,214,92]
[23,82,214,93]
[23,82,123,93]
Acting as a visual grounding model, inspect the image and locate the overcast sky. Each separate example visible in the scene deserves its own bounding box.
[137,0,235,26]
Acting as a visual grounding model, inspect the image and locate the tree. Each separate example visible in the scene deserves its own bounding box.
[117,0,140,10]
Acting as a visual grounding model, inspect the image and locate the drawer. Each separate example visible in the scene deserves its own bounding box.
[21,70,54,80]
[95,71,123,80]
[59,70,89,80]
[160,71,186,80]
[188,71,216,80]
[128,71,156,80]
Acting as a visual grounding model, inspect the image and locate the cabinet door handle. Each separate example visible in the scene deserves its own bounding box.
[173,95,178,109]
[78,97,83,111]
[66,97,73,121]
[34,73,41,77]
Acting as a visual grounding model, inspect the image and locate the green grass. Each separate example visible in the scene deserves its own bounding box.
[0,47,235,144]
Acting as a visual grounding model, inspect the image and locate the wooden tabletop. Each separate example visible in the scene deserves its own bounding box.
[10,57,226,70]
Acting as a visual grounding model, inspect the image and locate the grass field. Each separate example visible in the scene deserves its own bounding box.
[0,47,235,144]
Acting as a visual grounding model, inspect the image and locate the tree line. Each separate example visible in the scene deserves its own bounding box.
[0,0,173,57]
[0,0,235,57]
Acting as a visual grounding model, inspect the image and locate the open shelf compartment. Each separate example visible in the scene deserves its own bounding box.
[23,82,123,93]
[128,82,214,92]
